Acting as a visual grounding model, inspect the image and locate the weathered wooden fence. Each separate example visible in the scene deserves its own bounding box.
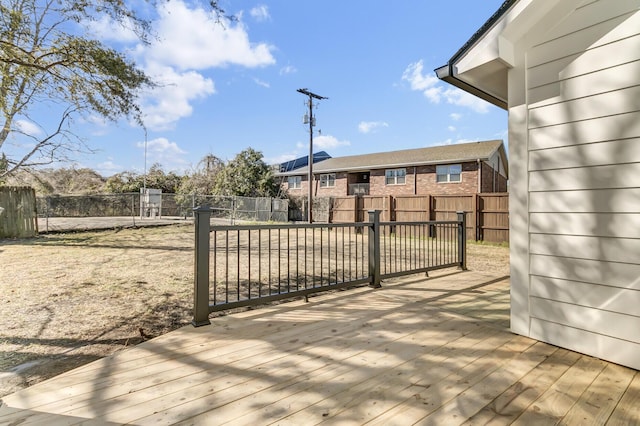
[328,193,509,243]
[0,186,38,238]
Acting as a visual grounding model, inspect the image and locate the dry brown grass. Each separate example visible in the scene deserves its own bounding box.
[0,225,195,397]
[0,223,509,398]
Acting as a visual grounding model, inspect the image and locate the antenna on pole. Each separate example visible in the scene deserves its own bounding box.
[297,88,328,223]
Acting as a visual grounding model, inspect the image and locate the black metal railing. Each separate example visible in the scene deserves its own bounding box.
[193,209,466,326]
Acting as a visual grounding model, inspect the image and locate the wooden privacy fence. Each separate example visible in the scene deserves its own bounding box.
[329,193,509,243]
[0,186,38,238]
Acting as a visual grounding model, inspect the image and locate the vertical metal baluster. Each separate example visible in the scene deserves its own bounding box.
[213,229,217,306]
[333,228,344,283]
[354,225,358,280]
[248,229,251,300]
[381,225,385,275]
[258,228,262,298]
[287,227,291,293]
[320,226,324,286]
[225,231,229,303]
[348,226,352,281]
[304,227,308,289]
[237,229,240,301]
[268,229,272,295]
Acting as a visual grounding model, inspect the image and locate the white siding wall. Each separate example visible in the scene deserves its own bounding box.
[524,0,640,369]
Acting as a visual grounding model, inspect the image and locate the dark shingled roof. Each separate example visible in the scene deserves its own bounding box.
[278,140,506,176]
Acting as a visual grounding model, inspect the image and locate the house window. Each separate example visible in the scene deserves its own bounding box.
[320,173,336,188]
[436,164,462,183]
[385,168,406,185]
[288,176,302,189]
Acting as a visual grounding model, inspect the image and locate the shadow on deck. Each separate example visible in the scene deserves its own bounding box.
[1,270,638,425]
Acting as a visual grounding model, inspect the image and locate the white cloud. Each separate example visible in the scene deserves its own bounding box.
[265,153,298,165]
[495,129,508,140]
[402,60,491,113]
[250,5,271,22]
[137,137,186,154]
[14,120,42,136]
[432,137,479,146]
[141,65,215,130]
[136,137,188,169]
[86,115,108,127]
[253,78,270,88]
[81,1,276,133]
[358,121,389,134]
[144,1,275,71]
[442,87,491,113]
[126,0,276,130]
[312,135,350,149]
[95,160,123,176]
[402,61,438,91]
[87,15,138,43]
[450,113,462,121]
[447,126,456,132]
[84,115,110,136]
[279,65,297,75]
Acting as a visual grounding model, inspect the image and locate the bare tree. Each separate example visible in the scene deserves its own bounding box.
[0,0,227,179]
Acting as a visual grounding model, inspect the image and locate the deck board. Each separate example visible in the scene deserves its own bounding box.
[606,371,640,425]
[461,347,581,425]
[562,363,635,425]
[514,356,608,424]
[0,270,638,425]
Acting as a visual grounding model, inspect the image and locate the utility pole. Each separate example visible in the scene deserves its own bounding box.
[297,88,328,223]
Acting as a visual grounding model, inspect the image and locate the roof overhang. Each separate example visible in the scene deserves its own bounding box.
[436,0,575,110]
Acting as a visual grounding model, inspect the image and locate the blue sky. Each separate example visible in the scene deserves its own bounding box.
[15,1,509,176]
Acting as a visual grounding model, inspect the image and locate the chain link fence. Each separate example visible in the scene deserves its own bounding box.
[36,193,289,226]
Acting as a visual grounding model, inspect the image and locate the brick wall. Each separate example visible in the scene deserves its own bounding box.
[415,163,480,195]
[366,163,481,196]
[281,172,347,197]
[369,169,415,196]
[481,162,508,192]
[314,171,348,197]
[280,161,506,197]
[482,163,507,192]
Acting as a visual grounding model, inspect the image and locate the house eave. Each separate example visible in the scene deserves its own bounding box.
[435,0,522,110]
[435,65,507,110]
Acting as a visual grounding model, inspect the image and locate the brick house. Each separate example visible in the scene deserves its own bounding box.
[277,140,508,197]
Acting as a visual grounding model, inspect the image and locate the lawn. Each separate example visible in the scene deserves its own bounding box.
[0,223,509,397]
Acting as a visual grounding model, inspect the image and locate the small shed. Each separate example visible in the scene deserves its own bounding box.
[437,0,640,370]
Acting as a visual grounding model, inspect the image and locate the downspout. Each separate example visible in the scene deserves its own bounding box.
[414,166,417,195]
[477,159,482,193]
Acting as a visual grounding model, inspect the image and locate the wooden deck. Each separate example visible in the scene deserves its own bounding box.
[1,270,638,425]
